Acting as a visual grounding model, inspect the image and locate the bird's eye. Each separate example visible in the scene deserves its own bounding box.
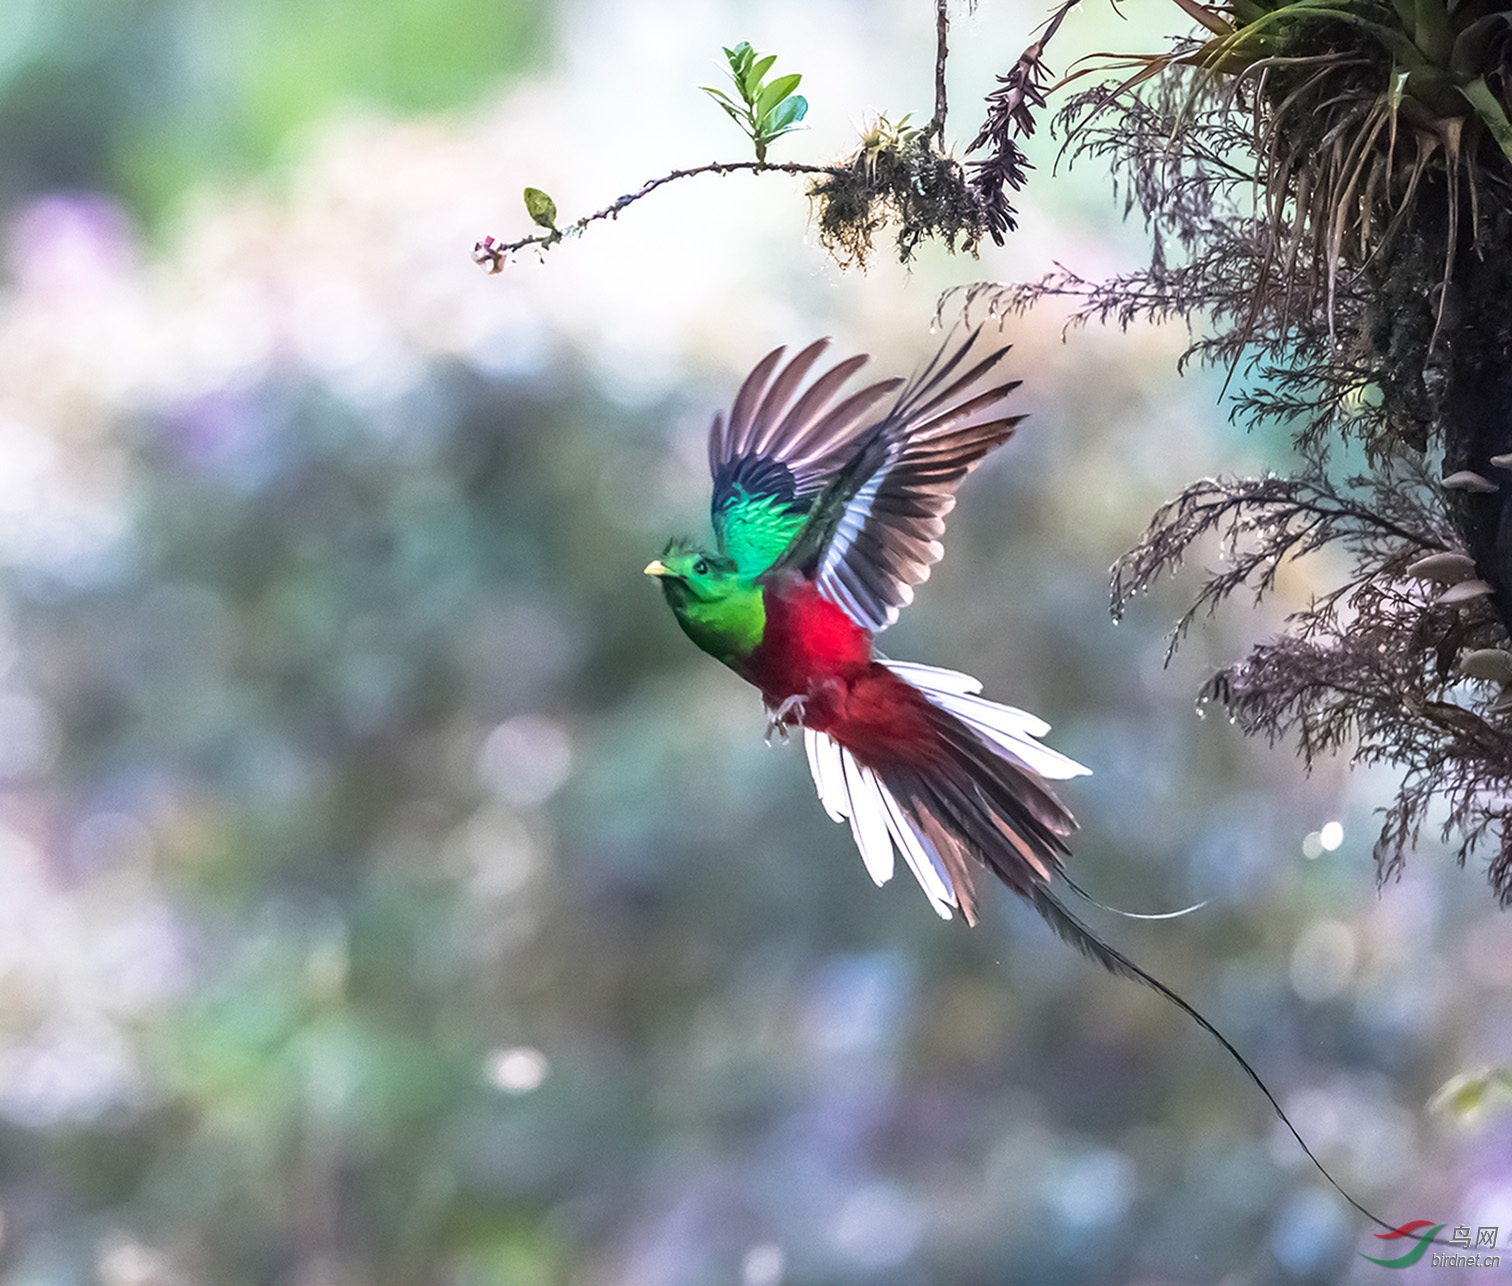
[693,558,709,576]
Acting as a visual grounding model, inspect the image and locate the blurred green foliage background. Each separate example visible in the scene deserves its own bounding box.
[0,0,545,217]
[0,1,1508,1283]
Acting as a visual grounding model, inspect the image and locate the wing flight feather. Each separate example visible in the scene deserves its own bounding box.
[708,329,1022,627]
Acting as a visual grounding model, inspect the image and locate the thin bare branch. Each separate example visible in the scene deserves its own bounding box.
[929,0,950,143]
[472,160,845,272]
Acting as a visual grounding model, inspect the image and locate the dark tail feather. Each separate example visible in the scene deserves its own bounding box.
[1027,885,1406,1242]
[804,709,1439,1245]
[806,671,1425,1246]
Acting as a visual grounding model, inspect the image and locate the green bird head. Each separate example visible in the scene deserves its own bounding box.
[644,541,764,668]
[643,542,738,605]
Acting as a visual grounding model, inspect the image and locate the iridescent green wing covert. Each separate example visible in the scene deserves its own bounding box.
[708,340,901,577]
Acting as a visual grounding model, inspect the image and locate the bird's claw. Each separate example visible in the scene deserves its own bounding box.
[764,694,807,744]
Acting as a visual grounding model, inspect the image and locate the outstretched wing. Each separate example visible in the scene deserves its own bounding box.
[708,340,901,577]
[772,329,1024,633]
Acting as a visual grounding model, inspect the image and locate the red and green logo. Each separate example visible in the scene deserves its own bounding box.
[1359,1221,1444,1268]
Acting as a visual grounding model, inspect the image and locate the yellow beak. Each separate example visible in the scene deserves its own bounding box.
[643,559,669,577]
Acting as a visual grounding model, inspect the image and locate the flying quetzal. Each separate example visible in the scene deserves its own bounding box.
[645,329,1105,941]
[641,332,1421,1239]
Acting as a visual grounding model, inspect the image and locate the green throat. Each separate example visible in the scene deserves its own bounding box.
[646,549,767,668]
[671,580,766,667]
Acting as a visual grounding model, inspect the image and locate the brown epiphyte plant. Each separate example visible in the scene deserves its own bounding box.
[967,0,1512,901]
[1101,1,1512,331]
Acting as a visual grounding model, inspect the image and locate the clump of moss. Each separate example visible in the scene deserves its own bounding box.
[808,126,987,268]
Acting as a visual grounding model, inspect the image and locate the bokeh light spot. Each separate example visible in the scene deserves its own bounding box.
[485,1045,549,1094]
[1290,920,1357,1002]
[477,714,572,806]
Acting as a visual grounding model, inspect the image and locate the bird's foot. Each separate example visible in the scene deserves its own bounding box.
[764,694,807,744]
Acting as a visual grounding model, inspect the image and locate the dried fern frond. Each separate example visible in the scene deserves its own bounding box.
[965,0,1079,243]
[1113,451,1512,900]
[1111,457,1450,655]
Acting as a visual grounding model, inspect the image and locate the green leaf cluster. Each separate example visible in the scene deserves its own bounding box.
[701,41,808,163]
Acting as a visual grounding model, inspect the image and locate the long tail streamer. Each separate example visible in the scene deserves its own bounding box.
[799,660,1431,1245]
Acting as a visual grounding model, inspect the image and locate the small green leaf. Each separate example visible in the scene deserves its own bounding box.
[756,73,803,119]
[764,95,808,133]
[701,87,752,132]
[700,86,740,110]
[523,187,558,230]
[725,42,754,78]
[744,53,778,99]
